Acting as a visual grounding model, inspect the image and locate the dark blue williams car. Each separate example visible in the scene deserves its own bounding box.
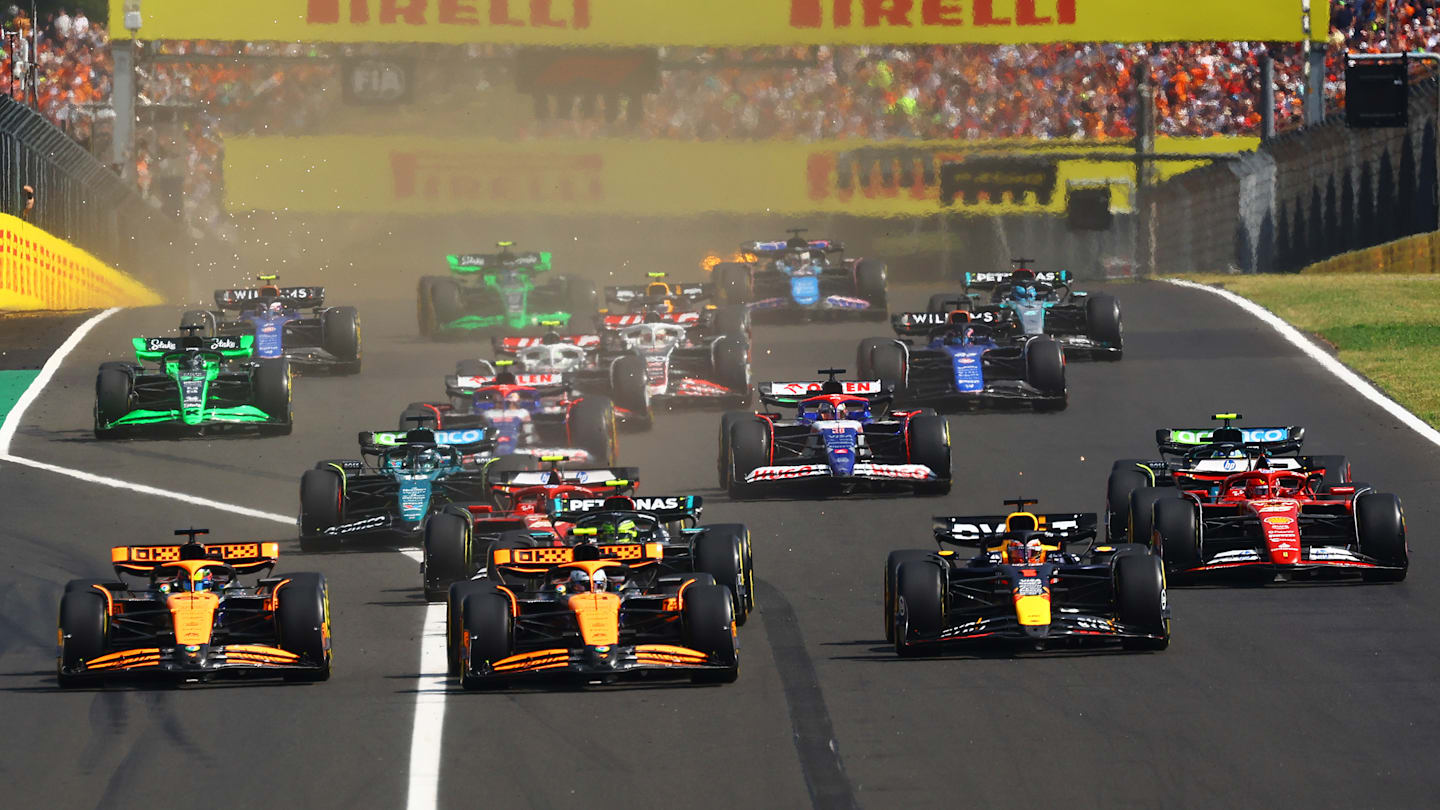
[181,275,362,374]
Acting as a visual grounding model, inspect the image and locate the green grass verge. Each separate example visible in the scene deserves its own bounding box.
[1179,274,1440,427]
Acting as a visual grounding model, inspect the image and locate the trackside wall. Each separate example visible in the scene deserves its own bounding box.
[0,213,161,310]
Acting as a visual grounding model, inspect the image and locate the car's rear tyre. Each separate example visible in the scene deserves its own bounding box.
[253,359,293,435]
[1310,454,1351,487]
[868,341,907,398]
[1356,492,1407,581]
[726,419,770,500]
[1025,337,1067,408]
[567,395,617,466]
[713,306,751,340]
[459,593,514,690]
[417,277,438,336]
[926,292,966,313]
[484,530,539,586]
[1085,293,1124,360]
[456,358,492,378]
[57,588,108,688]
[855,337,889,380]
[423,513,472,602]
[564,278,599,332]
[716,411,754,490]
[1107,467,1152,542]
[447,580,500,676]
[1153,497,1202,577]
[277,572,331,681]
[179,309,216,337]
[323,306,362,373]
[884,550,934,642]
[608,353,652,428]
[1127,485,1175,550]
[894,561,944,657]
[683,583,738,683]
[855,259,888,316]
[299,468,344,547]
[906,414,951,495]
[712,336,751,402]
[712,262,752,306]
[695,524,750,625]
[431,279,465,328]
[1116,552,1169,650]
[95,366,134,439]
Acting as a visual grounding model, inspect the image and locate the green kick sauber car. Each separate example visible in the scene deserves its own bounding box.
[416,241,598,338]
[93,333,294,438]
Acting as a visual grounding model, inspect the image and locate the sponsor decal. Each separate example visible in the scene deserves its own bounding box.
[1016,577,1045,597]
[957,356,976,365]
[146,338,179,352]
[1074,616,1113,632]
[322,514,388,535]
[853,463,935,480]
[1167,427,1291,445]
[1258,504,1292,513]
[766,380,881,395]
[941,618,989,638]
[1308,547,1359,561]
[556,495,688,511]
[1264,515,1294,525]
[746,464,830,482]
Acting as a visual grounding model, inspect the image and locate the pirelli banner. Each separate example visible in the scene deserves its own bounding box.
[114,0,1325,45]
[223,135,1257,218]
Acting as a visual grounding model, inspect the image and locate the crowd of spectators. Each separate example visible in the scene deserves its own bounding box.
[1,2,1437,228]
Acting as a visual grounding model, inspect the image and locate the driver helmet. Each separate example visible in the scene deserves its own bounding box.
[184,352,206,372]
[818,401,847,421]
[1274,477,1302,497]
[566,569,591,593]
[193,568,217,592]
[267,300,285,315]
[591,569,610,593]
[504,391,524,408]
[1005,538,1047,564]
[1246,479,1271,499]
[1012,283,1038,302]
[598,519,639,544]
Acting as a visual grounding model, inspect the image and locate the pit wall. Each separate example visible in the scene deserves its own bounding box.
[0,213,162,310]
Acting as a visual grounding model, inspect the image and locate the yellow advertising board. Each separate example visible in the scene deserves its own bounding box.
[223,135,1257,217]
[0,213,162,310]
[115,0,1325,45]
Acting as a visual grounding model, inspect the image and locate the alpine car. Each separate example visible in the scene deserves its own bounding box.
[416,241,598,338]
[396,364,619,465]
[710,228,887,321]
[1108,414,1352,543]
[857,310,1067,412]
[1151,468,1407,583]
[57,529,331,686]
[297,428,495,550]
[929,261,1122,359]
[886,501,1169,656]
[180,274,361,374]
[719,369,951,498]
[448,542,739,688]
[94,331,293,438]
[433,494,754,628]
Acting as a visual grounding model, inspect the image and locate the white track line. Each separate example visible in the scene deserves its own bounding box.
[0,307,119,454]
[1165,278,1440,449]
[0,306,450,810]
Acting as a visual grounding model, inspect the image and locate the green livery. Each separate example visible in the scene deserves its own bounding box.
[417,241,598,337]
[94,334,293,438]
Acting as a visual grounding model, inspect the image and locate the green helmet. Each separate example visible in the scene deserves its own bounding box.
[598,518,639,543]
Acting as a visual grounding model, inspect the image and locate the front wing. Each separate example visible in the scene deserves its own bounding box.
[899,614,1162,649]
[464,643,732,682]
[62,644,322,681]
[744,462,938,486]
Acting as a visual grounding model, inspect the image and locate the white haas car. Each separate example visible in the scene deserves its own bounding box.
[486,332,654,428]
[718,370,952,499]
[594,311,752,409]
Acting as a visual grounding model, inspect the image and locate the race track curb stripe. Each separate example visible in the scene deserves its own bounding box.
[1164,278,1440,449]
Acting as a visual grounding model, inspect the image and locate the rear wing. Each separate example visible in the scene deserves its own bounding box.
[448,372,567,389]
[1155,426,1304,456]
[489,466,640,490]
[550,494,702,522]
[214,286,324,310]
[606,282,711,303]
[963,270,1070,289]
[741,239,843,256]
[492,541,665,569]
[492,335,600,355]
[600,312,701,329]
[932,513,1098,546]
[358,428,492,454]
[133,335,253,362]
[447,251,551,273]
[759,379,888,406]
[111,542,279,576]
[890,309,1014,337]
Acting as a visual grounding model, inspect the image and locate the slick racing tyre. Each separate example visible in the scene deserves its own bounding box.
[854,258,889,317]
[712,262,753,306]
[57,587,108,688]
[1107,466,1152,542]
[94,365,134,439]
[1356,492,1407,582]
[1116,553,1169,650]
[855,337,890,380]
[1025,337,1067,410]
[484,530,539,587]
[894,561,945,657]
[1085,293,1124,360]
[253,359,293,435]
[567,395,618,466]
[456,358,492,378]
[926,292,967,314]
[179,309,217,337]
[322,306,362,374]
[694,525,750,625]
[906,415,952,496]
[713,306,751,340]
[564,278,599,333]
[1127,485,1175,551]
[712,336,751,403]
[867,341,908,399]
[884,550,935,642]
[610,354,652,428]
[299,468,344,546]
[726,419,770,500]
[277,572,331,681]
[430,279,465,329]
[1153,497,1202,577]
[423,512,472,602]
[447,580,501,676]
[717,411,755,490]
[683,583,739,683]
[459,592,514,690]
[417,277,438,336]
[1309,454,1351,487]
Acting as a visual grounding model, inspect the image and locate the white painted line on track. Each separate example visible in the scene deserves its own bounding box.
[1165,278,1440,449]
[0,307,119,454]
[1,305,450,810]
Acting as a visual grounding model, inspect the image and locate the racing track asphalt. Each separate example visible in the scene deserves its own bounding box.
[2,279,1438,809]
